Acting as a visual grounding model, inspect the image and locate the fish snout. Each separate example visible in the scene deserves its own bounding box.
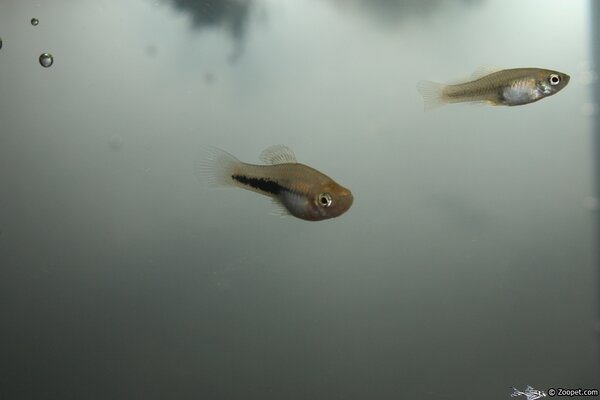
[335,189,354,214]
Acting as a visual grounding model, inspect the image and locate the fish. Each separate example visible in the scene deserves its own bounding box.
[196,145,353,221]
[417,67,570,110]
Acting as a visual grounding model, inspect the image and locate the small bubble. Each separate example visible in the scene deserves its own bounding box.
[31,18,39,26]
[39,53,53,68]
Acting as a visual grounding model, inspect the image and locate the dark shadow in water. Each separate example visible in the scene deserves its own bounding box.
[165,0,483,61]
[329,0,484,25]
[167,0,255,62]
[592,0,600,366]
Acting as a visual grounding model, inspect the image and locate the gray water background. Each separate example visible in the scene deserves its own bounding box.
[0,0,598,398]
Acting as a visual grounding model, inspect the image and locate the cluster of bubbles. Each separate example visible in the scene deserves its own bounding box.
[30,18,53,68]
[0,18,54,68]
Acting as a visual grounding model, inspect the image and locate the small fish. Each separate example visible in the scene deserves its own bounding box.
[197,145,353,221]
[417,67,570,110]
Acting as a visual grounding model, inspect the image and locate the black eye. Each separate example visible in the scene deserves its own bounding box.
[549,74,560,86]
[318,193,332,208]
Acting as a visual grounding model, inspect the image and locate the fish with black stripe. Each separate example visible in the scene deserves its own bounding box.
[197,145,353,221]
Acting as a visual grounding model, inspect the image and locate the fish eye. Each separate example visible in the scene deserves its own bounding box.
[318,192,333,208]
[549,74,560,86]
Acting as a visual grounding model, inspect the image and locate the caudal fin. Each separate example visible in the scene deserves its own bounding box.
[416,80,447,111]
[195,146,240,187]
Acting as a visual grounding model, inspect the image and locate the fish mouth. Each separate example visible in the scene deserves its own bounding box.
[336,189,354,214]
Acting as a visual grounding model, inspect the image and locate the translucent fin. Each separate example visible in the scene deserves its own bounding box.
[195,146,240,187]
[470,100,496,107]
[416,80,446,111]
[470,65,502,80]
[269,198,291,217]
[259,145,297,165]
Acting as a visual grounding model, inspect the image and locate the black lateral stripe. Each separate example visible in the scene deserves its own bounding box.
[232,174,283,195]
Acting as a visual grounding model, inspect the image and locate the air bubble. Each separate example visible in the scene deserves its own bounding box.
[39,53,53,68]
[31,18,39,26]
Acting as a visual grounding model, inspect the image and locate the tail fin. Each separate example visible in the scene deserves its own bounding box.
[195,146,240,187]
[416,80,446,111]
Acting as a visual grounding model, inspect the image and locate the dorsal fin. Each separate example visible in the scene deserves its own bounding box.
[471,65,502,80]
[259,145,297,164]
